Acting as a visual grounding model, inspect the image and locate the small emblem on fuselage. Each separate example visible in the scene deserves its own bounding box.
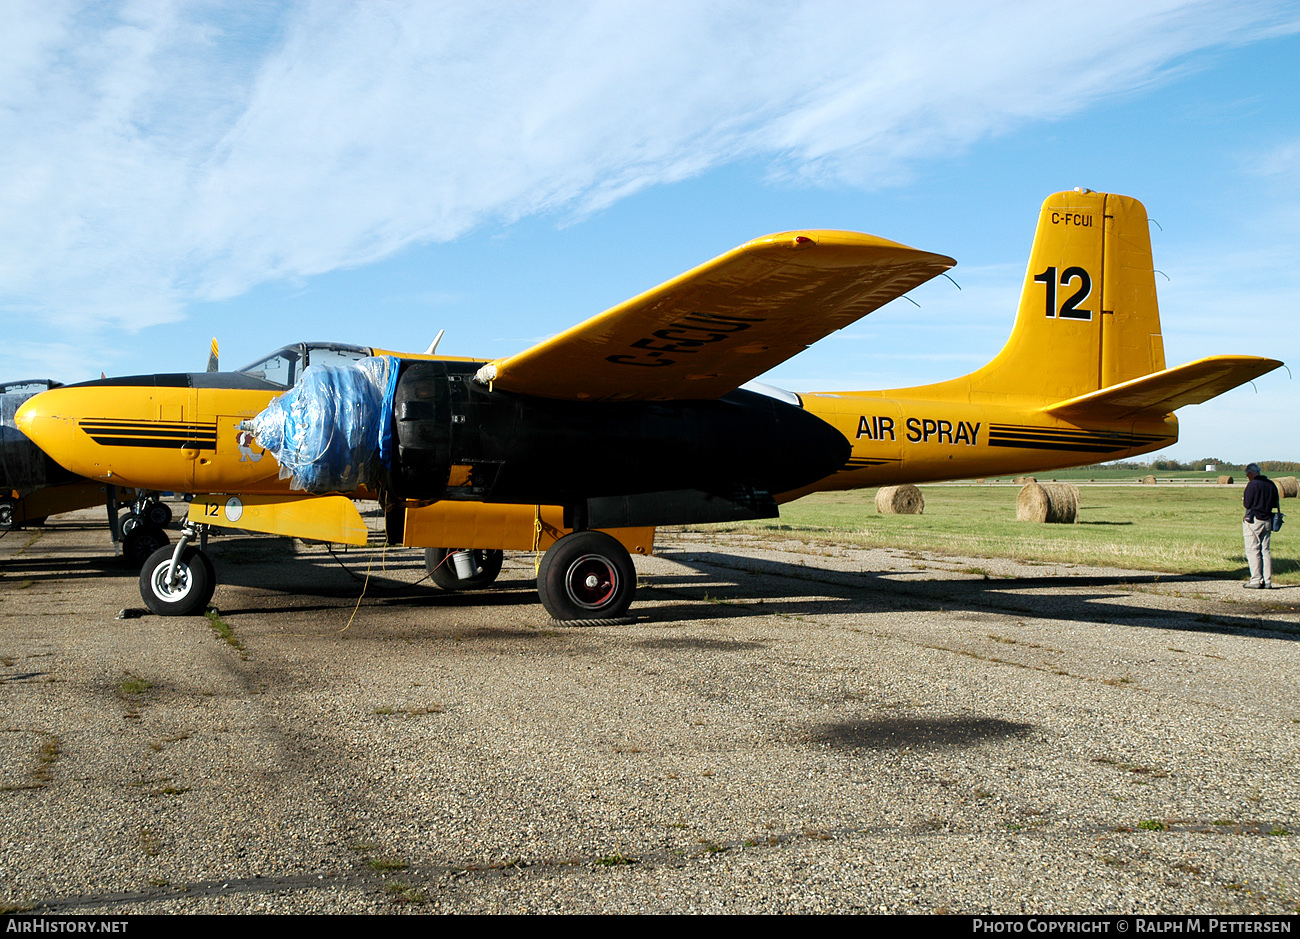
[236,429,264,463]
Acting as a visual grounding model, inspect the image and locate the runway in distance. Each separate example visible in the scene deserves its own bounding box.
[16,190,1282,620]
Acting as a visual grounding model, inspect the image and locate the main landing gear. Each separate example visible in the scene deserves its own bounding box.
[536,530,636,621]
[123,524,170,568]
[114,490,176,567]
[426,532,636,621]
[139,522,215,616]
[424,548,504,591]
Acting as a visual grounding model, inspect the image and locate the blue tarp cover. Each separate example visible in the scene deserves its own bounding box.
[250,356,396,493]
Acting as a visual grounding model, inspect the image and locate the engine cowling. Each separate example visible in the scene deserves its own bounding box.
[388,360,848,525]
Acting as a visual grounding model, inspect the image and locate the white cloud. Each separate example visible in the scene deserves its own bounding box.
[1,0,1295,331]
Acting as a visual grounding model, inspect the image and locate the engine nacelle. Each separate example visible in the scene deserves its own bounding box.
[388,360,848,526]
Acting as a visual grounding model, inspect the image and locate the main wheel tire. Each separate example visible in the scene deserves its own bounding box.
[425,548,504,590]
[143,501,173,527]
[537,531,636,621]
[139,546,215,616]
[120,512,141,537]
[123,525,170,568]
[0,500,15,529]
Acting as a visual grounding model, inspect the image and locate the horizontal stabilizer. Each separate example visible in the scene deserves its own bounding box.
[1042,355,1283,420]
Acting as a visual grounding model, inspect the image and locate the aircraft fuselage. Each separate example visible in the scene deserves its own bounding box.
[16,361,1178,521]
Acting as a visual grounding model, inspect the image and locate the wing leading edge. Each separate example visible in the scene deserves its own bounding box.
[475,231,956,402]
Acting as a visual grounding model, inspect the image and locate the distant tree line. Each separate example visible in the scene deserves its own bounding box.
[1093,459,1300,473]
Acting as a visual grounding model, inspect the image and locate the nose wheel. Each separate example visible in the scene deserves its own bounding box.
[536,531,636,621]
[137,523,215,616]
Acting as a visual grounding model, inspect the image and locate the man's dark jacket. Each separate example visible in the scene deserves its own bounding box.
[1243,475,1279,523]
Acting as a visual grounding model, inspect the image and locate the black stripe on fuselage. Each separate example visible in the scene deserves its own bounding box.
[80,424,216,436]
[988,423,1170,454]
[837,457,897,473]
[83,435,217,450]
[79,418,218,450]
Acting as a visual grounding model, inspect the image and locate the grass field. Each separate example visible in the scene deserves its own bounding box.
[688,483,1297,583]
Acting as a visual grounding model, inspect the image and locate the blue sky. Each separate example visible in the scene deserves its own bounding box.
[2,1,1298,463]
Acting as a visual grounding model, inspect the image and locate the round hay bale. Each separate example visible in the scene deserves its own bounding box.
[1142,475,1157,485]
[1012,475,1038,485]
[975,477,986,484]
[1217,475,1233,485]
[1016,482,1079,524]
[1276,476,1298,498]
[875,484,924,515]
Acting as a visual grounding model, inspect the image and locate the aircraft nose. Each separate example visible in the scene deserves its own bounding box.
[12,388,101,481]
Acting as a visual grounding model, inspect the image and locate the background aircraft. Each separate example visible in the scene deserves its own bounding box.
[16,191,1281,620]
[0,379,101,530]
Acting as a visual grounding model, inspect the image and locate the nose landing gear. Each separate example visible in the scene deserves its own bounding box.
[139,522,215,616]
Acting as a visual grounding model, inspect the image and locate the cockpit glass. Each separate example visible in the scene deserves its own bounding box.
[0,380,58,396]
[305,344,369,370]
[236,347,301,388]
[235,343,371,388]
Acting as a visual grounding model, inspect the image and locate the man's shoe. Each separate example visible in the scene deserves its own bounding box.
[1243,581,1263,589]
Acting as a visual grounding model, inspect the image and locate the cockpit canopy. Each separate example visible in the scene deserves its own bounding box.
[0,379,63,396]
[236,342,372,389]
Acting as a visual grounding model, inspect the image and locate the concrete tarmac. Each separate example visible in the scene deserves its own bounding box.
[0,510,1297,913]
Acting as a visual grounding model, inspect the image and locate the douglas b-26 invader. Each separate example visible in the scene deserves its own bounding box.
[16,191,1282,620]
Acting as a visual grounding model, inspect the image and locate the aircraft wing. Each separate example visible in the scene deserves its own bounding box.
[1042,355,1284,420]
[475,231,956,401]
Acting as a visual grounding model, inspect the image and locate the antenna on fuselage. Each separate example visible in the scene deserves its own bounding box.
[424,330,446,355]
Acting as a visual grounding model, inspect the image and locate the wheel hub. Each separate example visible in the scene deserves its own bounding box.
[152,563,192,600]
[565,555,617,610]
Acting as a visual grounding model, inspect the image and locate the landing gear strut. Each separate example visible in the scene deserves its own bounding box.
[139,522,215,616]
[425,548,504,590]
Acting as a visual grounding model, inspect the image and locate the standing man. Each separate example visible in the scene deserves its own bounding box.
[1242,463,1279,589]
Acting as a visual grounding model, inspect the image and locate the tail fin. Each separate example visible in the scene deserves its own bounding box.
[969,190,1165,402]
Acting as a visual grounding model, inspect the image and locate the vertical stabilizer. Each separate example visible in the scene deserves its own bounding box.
[967,190,1165,402]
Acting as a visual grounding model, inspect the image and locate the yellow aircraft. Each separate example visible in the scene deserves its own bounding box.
[15,190,1282,620]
